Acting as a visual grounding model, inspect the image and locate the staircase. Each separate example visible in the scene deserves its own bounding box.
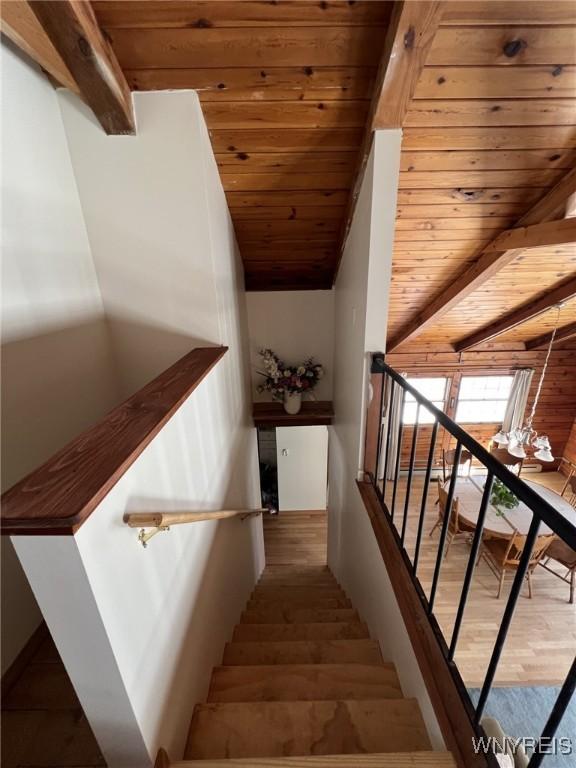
[161,565,456,767]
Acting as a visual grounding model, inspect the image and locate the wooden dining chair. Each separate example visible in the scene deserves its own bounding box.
[480,529,555,599]
[429,478,476,557]
[442,448,473,483]
[561,474,576,508]
[490,447,524,477]
[539,539,576,604]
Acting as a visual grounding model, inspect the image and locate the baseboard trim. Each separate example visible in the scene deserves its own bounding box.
[1,620,48,697]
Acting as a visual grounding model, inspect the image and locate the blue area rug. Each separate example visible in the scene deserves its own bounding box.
[468,687,576,767]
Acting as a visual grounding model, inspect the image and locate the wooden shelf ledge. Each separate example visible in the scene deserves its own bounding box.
[253,401,334,428]
[1,347,227,536]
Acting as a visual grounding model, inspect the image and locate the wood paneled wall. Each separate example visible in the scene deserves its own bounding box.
[562,417,576,472]
[386,345,576,471]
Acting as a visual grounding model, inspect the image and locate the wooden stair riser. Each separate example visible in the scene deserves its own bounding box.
[185,699,431,759]
[248,597,353,609]
[222,640,383,666]
[257,574,339,585]
[232,622,371,643]
[208,664,402,702]
[252,587,347,601]
[242,608,359,624]
[171,755,457,767]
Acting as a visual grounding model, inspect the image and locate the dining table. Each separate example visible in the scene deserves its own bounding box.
[448,476,576,539]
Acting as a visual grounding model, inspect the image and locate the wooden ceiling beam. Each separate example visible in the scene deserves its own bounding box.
[371,1,445,130]
[0,0,78,92]
[525,321,576,351]
[484,217,576,254]
[387,166,576,351]
[28,0,134,135]
[334,1,444,280]
[455,277,576,352]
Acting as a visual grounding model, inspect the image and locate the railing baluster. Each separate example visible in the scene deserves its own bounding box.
[475,513,542,722]
[374,371,386,493]
[390,388,406,522]
[413,419,439,576]
[528,656,576,768]
[428,441,462,614]
[381,378,395,504]
[401,405,419,545]
[449,471,494,660]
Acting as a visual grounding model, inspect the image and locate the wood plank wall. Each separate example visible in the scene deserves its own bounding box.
[386,346,576,471]
[562,417,576,472]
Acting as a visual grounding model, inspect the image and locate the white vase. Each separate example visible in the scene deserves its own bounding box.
[283,391,302,415]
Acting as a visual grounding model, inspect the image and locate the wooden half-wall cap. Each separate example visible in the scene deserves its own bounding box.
[356,480,488,768]
[455,276,576,352]
[253,401,334,428]
[526,320,576,351]
[1,347,227,536]
[386,165,576,351]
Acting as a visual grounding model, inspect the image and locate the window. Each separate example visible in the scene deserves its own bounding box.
[455,375,513,424]
[403,377,448,425]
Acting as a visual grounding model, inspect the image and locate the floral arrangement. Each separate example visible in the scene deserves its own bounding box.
[489,478,519,515]
[256,349,324,400]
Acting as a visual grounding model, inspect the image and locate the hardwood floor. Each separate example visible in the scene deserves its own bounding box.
[380,471,576,688]
[263,510,328,566]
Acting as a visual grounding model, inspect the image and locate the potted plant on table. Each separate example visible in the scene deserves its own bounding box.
[256,349,324,415]
[489,478,520,518]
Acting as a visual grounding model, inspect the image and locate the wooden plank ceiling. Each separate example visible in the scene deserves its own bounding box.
[387,0,576,351]
[4,1,575,351]
[92,0,394,290]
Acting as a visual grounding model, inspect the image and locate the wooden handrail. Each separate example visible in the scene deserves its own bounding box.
[124,509,265,528]
[1,347,227,536]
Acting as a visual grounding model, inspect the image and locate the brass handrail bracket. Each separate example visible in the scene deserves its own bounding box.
[138,526,170,548]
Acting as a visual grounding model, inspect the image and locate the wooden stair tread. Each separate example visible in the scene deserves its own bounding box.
[223,640,383,666]
[233,622,370,642]
[248,597,353,609]
[208,664,402,702]
[172,754,456,767]
[185,699,431,759]
[258,566,336,581]
[242,608,358,624]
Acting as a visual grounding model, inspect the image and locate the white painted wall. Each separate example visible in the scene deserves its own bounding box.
[276,426,328,511]
[59,90,225,396]
[0,43,120,674]
[327,131,444,749]
[246,290,335,401]
[12,88,264,766]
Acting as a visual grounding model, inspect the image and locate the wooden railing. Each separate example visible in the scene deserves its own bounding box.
[361,353,576,768]
[124,509,265,528]
[1,347,227,536]
[125,508,265,547]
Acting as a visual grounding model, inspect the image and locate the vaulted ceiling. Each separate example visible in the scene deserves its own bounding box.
[385,2,576,352]
[2,0,575,352]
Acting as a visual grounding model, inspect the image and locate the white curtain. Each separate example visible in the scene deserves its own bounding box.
[502,369,534,432]
[378,376,406,481]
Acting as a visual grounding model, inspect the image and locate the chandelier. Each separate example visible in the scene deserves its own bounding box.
[492,305,563,463]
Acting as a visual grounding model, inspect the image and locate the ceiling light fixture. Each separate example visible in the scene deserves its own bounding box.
[492,304,564,462]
